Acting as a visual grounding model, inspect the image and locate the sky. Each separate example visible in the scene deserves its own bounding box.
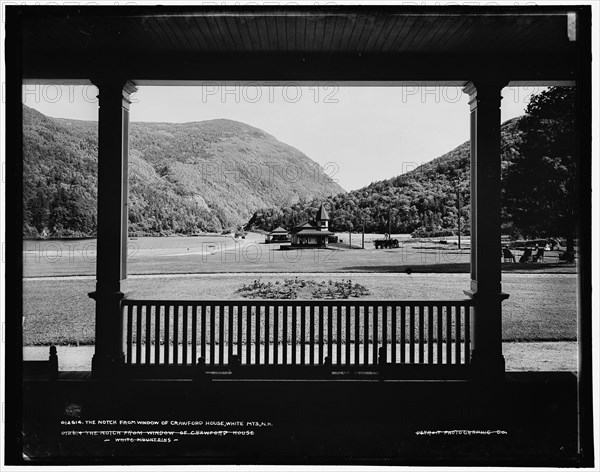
[22,84,541,191]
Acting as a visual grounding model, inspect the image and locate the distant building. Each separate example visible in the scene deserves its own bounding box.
[265,226,290,243]
[290,203,334,248]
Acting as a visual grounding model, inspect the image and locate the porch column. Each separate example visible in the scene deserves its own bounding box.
[462,80,509,381]
[89,79,137,377]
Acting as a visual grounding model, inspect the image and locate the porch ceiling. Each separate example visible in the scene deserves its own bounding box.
[22,8,574,54]
[14,6,582,84]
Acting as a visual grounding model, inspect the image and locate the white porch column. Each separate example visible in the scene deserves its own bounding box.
[89,79,137,378]
[462,80,509,381]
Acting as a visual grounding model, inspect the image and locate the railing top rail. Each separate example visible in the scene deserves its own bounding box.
[121,298,473,307]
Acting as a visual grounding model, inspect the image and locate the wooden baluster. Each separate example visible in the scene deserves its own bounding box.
[273,305,279,365]
[164,305,170,365]
[265,305,270,365]
[285,304,289,364]
[345,305,351,365]
[465,305,471,365]
[237,305,242,363]
[228,304,234,364]
[408,306,414,363]
[286,304,291,365]
[278,305,284,365]
[201,305,207,364]
[145,303,152,364]
[391,305,397,364]
[219,304,225,365]
[126,304,133,364]
[191,305,198,366]
[363,304,369,365]
[418,305,425,364]
[154,304,160,364]
[327,305,332,364]
[408,307,414,365]
[318,306,324,364]
[182,305,188,365]
[135,304,142,364]
[382,305,388,364]
[246,304,252,365]
[455,303,461,365]
[300,305,306,365]
[173,304,179,365]
[310,305,315,365]
[437,305,443,365]
[288,305,292,365]
[255,305,260,365]
[428,305,434,365]
[446,304,453,365]
[372,305,379,365]
[175,304,180,364]
[354,304,360,365]
[400,305,407,364]
[336,306,342,365]
[291,305,298,365]
[209,305,215,365]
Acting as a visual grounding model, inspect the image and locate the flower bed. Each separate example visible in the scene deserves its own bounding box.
[236,278,371,300]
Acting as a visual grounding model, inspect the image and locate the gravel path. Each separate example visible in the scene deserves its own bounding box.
[24,271,574,281]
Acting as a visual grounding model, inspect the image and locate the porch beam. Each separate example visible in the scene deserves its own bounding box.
[463,80,510,381]
[21,51,576,84]
[89,79,137,378]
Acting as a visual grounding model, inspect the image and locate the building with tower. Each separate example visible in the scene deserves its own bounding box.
[290,203,334,248]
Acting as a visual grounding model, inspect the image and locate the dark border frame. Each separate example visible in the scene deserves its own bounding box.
[3,4,595,467]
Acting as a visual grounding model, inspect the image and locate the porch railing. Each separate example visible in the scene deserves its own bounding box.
[121,299,472,372]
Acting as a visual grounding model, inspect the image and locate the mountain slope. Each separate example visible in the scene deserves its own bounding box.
[245,117,524,235]
[22,106,345,237]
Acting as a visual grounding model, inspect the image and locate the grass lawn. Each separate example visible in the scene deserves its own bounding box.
[23,273,577,345]
[23,234,576,277]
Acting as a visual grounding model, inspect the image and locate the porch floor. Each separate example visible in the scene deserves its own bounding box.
[20,372,582,466]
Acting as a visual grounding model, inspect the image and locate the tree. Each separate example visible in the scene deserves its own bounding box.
[502,87,577,251]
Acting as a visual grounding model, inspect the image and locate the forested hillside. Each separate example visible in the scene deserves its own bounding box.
[24,86,575,244]
[22,106,344,237]
[246,117,524,236]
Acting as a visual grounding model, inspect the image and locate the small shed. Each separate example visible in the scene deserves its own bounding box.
[265,226,290,243]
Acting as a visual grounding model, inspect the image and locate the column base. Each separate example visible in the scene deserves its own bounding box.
[463,289,510,302]
[89,289,126,379]
[88,290,125,302]
[470,349,506,382]
[91,353,126,379]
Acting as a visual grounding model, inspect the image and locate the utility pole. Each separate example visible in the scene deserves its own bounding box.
[388,208,392,236]
[362,221,365,249]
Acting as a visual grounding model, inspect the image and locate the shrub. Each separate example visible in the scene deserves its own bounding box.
[411,228,455,238]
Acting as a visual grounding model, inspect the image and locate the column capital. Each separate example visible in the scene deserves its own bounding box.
[462,80,509,111]
[92,79,138,109]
